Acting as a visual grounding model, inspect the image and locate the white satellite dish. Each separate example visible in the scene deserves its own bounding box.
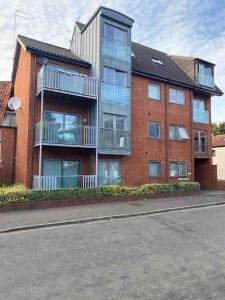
[8,97,21,110]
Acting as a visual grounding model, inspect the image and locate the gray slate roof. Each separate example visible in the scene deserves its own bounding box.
[16,35,222,95]
[18,35,90,66]
[131,42,222,95]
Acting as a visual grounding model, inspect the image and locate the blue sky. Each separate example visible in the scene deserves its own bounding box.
[0,0,225,122]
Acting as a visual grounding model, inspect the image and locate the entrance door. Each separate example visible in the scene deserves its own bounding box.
[98,160,120,186]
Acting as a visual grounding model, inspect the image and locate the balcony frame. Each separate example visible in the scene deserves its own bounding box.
[36,64,99,189]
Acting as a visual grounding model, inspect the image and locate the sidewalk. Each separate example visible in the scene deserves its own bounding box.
[1,190,225,232]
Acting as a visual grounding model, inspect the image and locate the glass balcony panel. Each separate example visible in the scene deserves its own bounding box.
[193,109,209,124]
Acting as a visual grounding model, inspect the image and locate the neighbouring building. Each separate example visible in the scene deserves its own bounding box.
[1,6,223,189]
[212,135,225,181]
[0,81,16,184]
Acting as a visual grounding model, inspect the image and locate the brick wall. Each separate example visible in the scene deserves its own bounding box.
[120,74,193,186]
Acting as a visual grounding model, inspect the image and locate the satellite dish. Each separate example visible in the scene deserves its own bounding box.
[8,97,21,110]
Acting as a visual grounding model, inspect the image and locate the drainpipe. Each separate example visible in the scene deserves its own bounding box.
[38,65,44,188]
[95,79,99,187]
[190,90,194,181]
[165,83,168,182]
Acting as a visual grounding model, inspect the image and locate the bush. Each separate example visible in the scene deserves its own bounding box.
[0,182,200,205]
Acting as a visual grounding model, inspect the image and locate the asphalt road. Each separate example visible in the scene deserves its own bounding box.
[1,205,225,299]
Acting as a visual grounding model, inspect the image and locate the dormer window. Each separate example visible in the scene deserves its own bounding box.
[151,58,164,65]
[198,62,214,88]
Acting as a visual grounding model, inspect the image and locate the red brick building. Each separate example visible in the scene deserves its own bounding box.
[1,7,223,189]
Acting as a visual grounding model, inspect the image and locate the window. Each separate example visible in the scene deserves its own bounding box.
[104,23,127,43]
[103,67,127,86]
[98,160,121,186]
[148,122,160,139]
[2,112,16,127]
[148,84,160,100]
[103,23,129,61]
[151,58,164,65]
[149,161,161,177]
[102,114,127,148]
[169,88,185,105]
[193,99,205,111]
[43,160,79,188]
[194,130,207,153]
[169,126,189,140]
[102,67,128,104]
[170,162,187,177]
[198,62,214,88]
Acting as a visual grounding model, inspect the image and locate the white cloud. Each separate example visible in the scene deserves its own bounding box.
[0,0,224,122]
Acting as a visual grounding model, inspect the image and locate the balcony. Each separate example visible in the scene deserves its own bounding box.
[37,66,98,99]
[35,121,96,148]
[33,175,96,189]
[100,128,130,150]
[102,37,130,62]
[101,82,129,104]
[193,109,209,124]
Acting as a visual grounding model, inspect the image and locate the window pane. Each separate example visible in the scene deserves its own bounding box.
[178,127,189,140]
[148,84,160,100]
[44,112,63,123]
[169,88,184,104]
[178,162,187,177]
[170,162,178,177]
[200,132,206,152]
[104,67,114,83]
[149,123,160,138]
[116,28,127,43]
[170,126,177,140]
[149,162,160,177]
[103,39,114,57]
[104,115,113,129]
[177,90,185,104]
[169,88,177,103]
[115,71,127,86]
[115,42,127,60]
[116,117,125,130]
[194,131,199,152]
[104,23,114,39]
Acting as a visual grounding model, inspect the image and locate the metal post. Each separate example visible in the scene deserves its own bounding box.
[95,80,99,187]
[38,66,44,188]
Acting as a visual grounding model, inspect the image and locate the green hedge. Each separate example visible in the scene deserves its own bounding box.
[0,182,200,205]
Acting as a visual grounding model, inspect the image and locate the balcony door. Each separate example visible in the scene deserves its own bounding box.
[43,160,79,188]
[44,112,82,145]
[103,114,126,147]
[98,160,121,186]
[194,130,207,154]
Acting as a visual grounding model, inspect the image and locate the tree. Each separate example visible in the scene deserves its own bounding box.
[212,122,225,136]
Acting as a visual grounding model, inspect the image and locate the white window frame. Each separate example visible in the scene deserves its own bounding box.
[169,88,185,105]
[148,83,161,101]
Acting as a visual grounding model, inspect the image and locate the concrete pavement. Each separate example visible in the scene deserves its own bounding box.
[1,204,225,299]
[0,190,225,232]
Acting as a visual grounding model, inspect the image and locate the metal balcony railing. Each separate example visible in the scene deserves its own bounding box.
[100,128,130,150]
[35,121,96,147]
[193,109,209,124]
[37,66,98,98]
[33,175,96,190]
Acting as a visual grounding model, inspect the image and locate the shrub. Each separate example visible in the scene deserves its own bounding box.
[0,182,200,205]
